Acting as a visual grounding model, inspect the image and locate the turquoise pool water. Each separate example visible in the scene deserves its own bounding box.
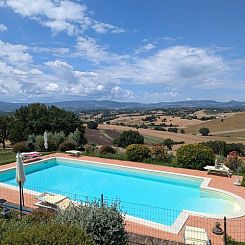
[0,158,238,226]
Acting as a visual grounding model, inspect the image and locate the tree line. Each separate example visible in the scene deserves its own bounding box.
[0,103,86,149]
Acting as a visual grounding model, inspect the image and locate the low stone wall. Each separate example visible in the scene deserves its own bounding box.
[127,233,184,245]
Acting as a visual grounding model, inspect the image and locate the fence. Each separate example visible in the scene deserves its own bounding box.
[0,184,245,245]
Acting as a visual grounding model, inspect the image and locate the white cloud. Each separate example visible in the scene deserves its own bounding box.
[0,23,7,31]
[0,40,32,65]
[100,46,228,89]
[135,43,156,54]
[1,0,124,35]
[75,36,128,64]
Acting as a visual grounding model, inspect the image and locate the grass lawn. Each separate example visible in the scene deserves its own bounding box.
[0,149,15,166]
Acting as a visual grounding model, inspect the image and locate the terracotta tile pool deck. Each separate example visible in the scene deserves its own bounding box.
[0,153,244,244]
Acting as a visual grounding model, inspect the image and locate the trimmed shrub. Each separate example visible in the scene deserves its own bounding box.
[114,130,144,148]
[125,144,150,162]
[0,222,93,245]
[12,141,29,153]
[176,144,215,170]
[59,141,76,152]
[55,202,127,245]
[99,146,116,154]
[150,144,167,161]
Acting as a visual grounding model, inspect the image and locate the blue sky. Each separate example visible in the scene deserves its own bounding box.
[0,0,245,103]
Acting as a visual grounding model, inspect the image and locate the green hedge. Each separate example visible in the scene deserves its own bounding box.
[0,220,93,245]
[125,144,150,162]
[176,144,215,170]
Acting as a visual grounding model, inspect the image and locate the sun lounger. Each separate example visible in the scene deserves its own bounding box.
[65,150,82,157]
[21,152,41,160]
[35,192,71,211]
[184,226,210,245]
[204,163,232,177]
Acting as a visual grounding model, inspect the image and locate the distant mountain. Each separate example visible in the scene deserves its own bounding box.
[0,100,245,112]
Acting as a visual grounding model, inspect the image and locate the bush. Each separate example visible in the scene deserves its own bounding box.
[59,141,76,152]
[168,127,178,133]
[55,202,127,245]
[150,144,167,161]
[12,141,29,153]
[154,126,166,131]
[114,130,144,148]
[162,138,174,150]
[176,144,215,170]
[0,222,93,245]
[84,144,98,154]
[99,146,116,154]
[180,129,185,134]
[226,143,245,156]
[87,121,98,129]
[199,127,210,136]
[202,140,227,156]
[125,144,150,162]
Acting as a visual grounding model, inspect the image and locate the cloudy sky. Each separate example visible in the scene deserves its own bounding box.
[0,0,245,103]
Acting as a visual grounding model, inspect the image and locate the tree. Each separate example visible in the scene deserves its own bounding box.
[202,141,227,156]
[0,115,11,148]
[162,138,174,150]
[176,144,215,170]
[199,127,210,136]
[87,121,98,129]
[8,104,86,144]
[180,129,185,134]
[113,130,144,148]
[125,144,150,162]
[168,127,178,133]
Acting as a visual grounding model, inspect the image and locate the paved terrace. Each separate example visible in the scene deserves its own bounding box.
[0,153,244,244]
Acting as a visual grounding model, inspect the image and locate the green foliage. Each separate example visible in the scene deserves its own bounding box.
[114,130,144,148]
[167,127,178,133]
[125,144,150,162]
[99,146,116,154]
[53,131,66,149]
[59,141,76,152]
[202,140,227,156]
[226,143,245,156]
[55,202,127,245]
[0,221,93,245]
[12,141,29,153]
[85,144,98,154]
[87,121,98,129]
[8,103,86,144]
[0,115,12,148]
[227,236,245,245]
[199,127,210,136]
[162,138,174,150]
[176,144,215,170]
[150,144,167,161]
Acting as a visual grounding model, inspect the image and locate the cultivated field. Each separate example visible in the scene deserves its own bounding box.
[85,128,120,146]
[185,112,245,143]
[110,114,202,128]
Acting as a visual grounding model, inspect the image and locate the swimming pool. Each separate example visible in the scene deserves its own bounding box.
[0,157,244,230]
